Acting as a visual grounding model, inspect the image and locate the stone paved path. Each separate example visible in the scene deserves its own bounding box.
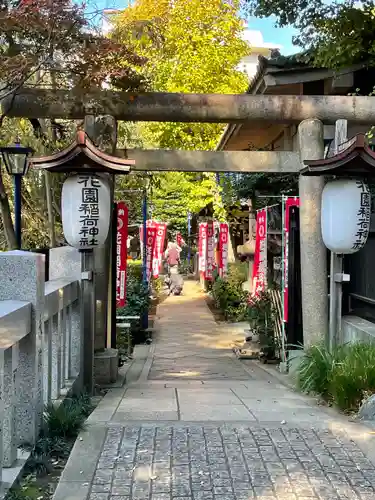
[54,281,375,500]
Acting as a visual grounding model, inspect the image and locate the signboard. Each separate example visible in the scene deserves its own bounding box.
[153,222,167,278]
[145,226,157,282]
[283,197,299,322]
[218,223,229,277]
[61,174,111,250]
[205,221,215,280]
[198,222,208,274]
[251,208,267,297]
[116,202,128,308]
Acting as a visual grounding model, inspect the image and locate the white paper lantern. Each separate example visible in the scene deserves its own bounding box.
[321,179,371,254]
[61,174,111,249]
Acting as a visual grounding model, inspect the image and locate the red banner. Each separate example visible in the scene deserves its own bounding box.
[176,232,185,247]
[146,226,157,282]
[198,222,208,275]
[205,221,215,281]
[116,202,128,308]
[153,222,167,278]
[252,208,268,297]
[283,197,300,322]
[218,223,229,277]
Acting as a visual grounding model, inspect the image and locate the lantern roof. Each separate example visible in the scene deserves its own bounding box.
[30,130,134,174]
[301,134,375,177]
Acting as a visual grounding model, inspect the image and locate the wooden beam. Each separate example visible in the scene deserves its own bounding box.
[117,149,300,173]
[3,88,375,124]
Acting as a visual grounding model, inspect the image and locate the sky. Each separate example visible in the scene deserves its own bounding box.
[246,16,299,55]
[90,0,299,56]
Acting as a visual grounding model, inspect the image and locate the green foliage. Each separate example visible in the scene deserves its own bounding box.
[43,401,88,440]
[211,263,249,322]
[19,394,94,478]
[116,261,151,353]
[114,0,249,228]
[242,0,375,70]
[150,172,218,232]
[297,342,375,412]
[179,259,194,276]
[248,290,278,358]
[296,342,343,397]
[330,343,375,411]
[227,262,249,286]
[152,276,163,296]
[119,263,150,319]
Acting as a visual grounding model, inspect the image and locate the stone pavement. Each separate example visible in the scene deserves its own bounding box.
[54,281,375,500]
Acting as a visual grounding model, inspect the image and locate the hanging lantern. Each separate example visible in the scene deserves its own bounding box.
[321,179,371,254]
[61,174,111,250]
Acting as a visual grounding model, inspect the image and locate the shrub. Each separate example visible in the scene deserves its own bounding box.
[20,394,94,476]
[296,341,375,412]
[330,343,375,411]
[227,261,248,286]
[248,290,279,358]
[211,275,249,322]
[296,342,345,397]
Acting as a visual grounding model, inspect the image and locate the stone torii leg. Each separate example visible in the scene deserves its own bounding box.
[298,118,328,347]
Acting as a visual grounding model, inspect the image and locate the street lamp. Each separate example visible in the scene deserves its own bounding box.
[0,140,33,249]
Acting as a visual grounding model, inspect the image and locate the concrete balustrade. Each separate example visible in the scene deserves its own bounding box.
[0,251,82,496]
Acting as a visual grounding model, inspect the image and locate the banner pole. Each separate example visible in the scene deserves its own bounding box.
[281,196,287,367]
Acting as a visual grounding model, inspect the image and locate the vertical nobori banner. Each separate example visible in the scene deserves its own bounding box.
[218,223,229,277]
[176,232,185,247]
[153,222,167,278]
[139,222,157,282]
[252,208,268,297]
[283,197,299,322]
[198,222,208,276]
[116,202,128,308]
[146,226,157,282]
[205,221,215,281]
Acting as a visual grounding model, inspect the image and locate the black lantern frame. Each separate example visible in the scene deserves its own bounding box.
[0,144,34,176]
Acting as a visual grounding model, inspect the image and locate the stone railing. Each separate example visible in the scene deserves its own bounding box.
[0,251,82,495]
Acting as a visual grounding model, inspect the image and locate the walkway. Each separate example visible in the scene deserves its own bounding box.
[55,281,375,500]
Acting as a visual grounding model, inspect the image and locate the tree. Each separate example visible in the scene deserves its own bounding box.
[0,0,147,104]
[242,0,375,69]
[0,0,149,250]
[0,116,75,249]
[113,0,249,229]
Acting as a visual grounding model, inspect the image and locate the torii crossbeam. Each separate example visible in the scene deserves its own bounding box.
[3,88,375,124]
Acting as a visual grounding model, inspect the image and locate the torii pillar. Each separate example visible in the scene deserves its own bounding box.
[84,115,117,375]
[298,119,328,347]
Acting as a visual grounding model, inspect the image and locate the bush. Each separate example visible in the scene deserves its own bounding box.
[296,341,375,412]
[21,394,94,476]
[211,274,249,322]
[227,262,248,286]
[296,342,345,397]
[330,343,375,411]
[248,290,279,359]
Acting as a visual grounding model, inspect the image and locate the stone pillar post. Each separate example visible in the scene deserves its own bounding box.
[298,119,328,346]
[84,114,119,385]
[0,251,45,445]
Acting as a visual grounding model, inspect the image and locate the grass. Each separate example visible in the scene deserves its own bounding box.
[296,341,375,412]
[6,393,95,500]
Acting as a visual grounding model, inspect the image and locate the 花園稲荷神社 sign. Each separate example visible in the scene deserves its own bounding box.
[61,174,111,250]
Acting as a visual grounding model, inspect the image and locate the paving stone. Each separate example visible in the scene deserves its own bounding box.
[89,494,110,500]
[56,284,375,500]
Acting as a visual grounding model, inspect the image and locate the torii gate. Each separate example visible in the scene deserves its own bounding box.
[5,87,375,352]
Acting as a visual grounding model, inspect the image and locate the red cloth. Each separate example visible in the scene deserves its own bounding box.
[167,247,179,266]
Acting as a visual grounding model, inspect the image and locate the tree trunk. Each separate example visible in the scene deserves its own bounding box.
[0,173,17,249]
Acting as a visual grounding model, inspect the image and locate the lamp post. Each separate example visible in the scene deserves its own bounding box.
[0,140,33,249]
